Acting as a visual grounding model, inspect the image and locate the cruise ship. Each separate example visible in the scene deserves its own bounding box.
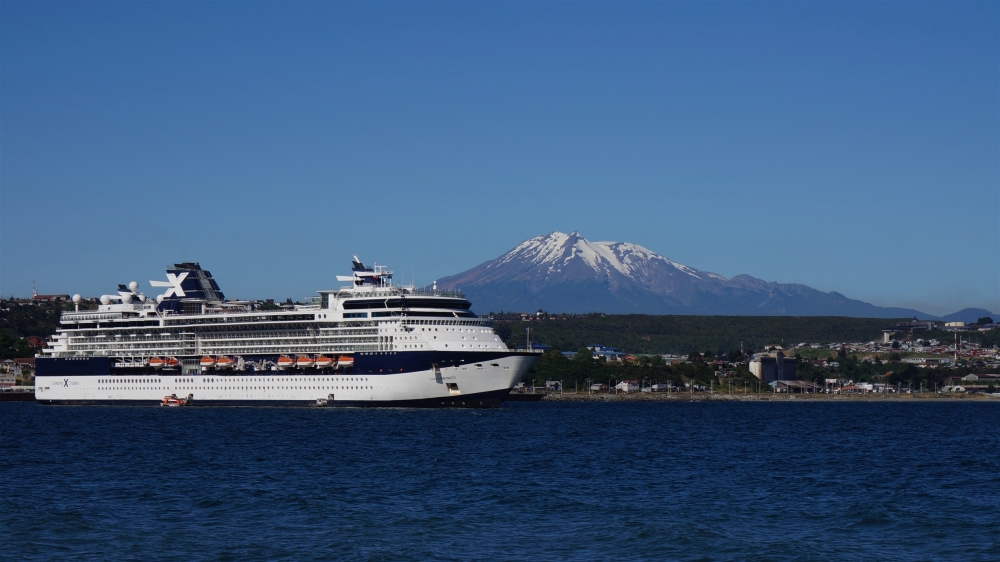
[35,259,540,407]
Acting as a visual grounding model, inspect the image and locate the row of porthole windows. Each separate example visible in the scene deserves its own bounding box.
[406,319,488,327]
[99,386,151,390]
[230,385,371,390]
[96,383,372,391]
[95,377,375,384]
[221,377,368,383]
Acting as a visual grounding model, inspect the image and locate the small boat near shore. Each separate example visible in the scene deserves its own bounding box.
[161,394,190,407]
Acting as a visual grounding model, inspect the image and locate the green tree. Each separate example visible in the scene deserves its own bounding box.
[493,322,513,343]
[977,317,994,325]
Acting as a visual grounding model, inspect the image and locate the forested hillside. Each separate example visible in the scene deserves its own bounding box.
[493,314,904,355]
[0,300,71,360]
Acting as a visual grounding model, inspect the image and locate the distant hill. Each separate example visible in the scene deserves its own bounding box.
[436,231,995,320]
[494,314,905,355]
[939,308,998,324]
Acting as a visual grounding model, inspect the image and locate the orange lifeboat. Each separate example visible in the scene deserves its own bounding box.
[277,355,295,370]
[337,354,354,367]
[216,356,235,369]
[296,355,315,368]
[200,356,216,369]
[149,357,165,369]
[164,357,180,368]
[314,355,333,369]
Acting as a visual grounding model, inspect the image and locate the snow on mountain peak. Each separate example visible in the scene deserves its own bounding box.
[489,231,724,282]
[493,231,571,268]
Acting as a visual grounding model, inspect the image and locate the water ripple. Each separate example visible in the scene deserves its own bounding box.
[1,401,998,560]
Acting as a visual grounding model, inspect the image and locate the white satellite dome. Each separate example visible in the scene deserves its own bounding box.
[128,281,138,292]
[100,295,110,305]
[121,293,132,304]
[72,294,81,304]
[156,294,165,304]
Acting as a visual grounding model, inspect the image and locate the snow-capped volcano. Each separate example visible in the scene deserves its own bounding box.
[435,232,941,317]
[492,231,720,283]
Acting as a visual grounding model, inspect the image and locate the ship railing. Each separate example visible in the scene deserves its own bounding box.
[336,285,402,293]
[405,288,466,298]
[201,306,254,315]
[61,312,124,322]
[332,287,466,298]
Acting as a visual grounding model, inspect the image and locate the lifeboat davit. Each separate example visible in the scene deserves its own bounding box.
[216,356,235,369]
[337,355,354,367]
[277,356,295,370]
[296,355,315,368]
[149,357,165,369]
[314,355,333,369]
[200,356,216,369]
[164,357,180,368]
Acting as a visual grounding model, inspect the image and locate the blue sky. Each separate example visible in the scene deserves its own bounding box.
[2,1,997,315]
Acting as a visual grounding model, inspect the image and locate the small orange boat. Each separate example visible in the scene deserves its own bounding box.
[296,355,315,368]
[314,355,333,368]
[200,356,216,369]
[161,394,187,407]
[215,356,235,369]
[277,355,295,369]
[337,354,354,367]
[149,357,165,369]
[164,357,180,368]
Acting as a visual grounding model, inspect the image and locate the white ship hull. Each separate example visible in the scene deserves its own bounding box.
[36,352,538,408]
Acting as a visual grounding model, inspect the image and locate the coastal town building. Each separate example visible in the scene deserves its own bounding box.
[587,344,626,362]
[748,351,797,383]
[25,336,46,348]
[30,281,70,303]
[615,380,639,392]
[883,319,938,342]
[2,358,35,375]
[772,380,821,393]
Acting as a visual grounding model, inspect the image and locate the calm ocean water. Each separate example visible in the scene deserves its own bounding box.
[2,401,998,561]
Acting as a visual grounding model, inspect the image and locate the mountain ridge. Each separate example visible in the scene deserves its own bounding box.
[435,232,995,321]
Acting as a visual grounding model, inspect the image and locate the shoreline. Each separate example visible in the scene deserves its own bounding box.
[523,391,1000,403]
